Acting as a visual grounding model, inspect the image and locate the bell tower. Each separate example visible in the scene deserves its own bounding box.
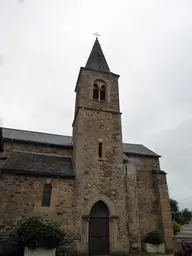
[72,38,129,254]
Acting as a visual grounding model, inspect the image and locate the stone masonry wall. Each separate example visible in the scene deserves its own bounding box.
[3,140,72,156]
[124,160,141,251]
[129,156,162,238]
[0,173,77,255]
[0,141,76,255]
[156,172,174,250]
[75,69,120,114]
[129,155,173,251]
[73,107,129,254]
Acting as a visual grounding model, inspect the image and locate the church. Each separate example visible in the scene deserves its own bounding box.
[0,38,173,255]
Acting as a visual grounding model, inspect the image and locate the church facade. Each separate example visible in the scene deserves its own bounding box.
[0,39,173,255]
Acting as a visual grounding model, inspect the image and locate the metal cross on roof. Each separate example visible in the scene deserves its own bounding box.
[93,32,100,39]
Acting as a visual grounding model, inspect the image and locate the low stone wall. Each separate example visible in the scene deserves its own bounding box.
[24,248,56,256]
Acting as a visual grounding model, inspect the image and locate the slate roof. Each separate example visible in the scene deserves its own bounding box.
[3,127,72,146]
[2,127,160,157]
[1,151,75,178]
[85,38,110,72]
[123,143,160,157]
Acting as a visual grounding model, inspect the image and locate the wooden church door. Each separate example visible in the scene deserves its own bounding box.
[89,201,109,255]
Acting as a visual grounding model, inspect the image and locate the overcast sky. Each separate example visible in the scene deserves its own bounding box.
[0,0,192,207]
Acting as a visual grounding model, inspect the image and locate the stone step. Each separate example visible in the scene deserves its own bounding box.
[176,233,192,237]
[178,232,192,237]
[180,228,192,231]
[183,226,192,229]
[182,227,192,231]
[176,235,192,240]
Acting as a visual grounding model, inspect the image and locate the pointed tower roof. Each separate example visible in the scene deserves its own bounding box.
[85,38,110,72]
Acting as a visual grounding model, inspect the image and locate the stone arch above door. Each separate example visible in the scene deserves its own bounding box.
[82,194,117,217]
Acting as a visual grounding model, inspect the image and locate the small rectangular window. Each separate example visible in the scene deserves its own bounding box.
[124,166,127,175]
[42,184,52,207]
[98,142,102,158]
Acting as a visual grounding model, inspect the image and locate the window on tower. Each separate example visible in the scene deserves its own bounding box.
[98,141,103,158]
[100,85,106,101]
[41,184,52,207]
[93,80,107,101]
[93,84,99,100]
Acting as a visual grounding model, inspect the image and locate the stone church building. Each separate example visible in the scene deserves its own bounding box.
[0,38,173,255]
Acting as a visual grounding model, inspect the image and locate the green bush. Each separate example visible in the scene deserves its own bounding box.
[143,231,163,245]
[173,219,180,235]
[19,217,64,249]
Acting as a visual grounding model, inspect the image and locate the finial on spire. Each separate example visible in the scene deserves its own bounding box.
[93,32,100,39]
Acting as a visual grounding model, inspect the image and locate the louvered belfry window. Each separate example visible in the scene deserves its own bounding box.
[41,184,52,207]
[100,85,106,101]
[93,83,99,100]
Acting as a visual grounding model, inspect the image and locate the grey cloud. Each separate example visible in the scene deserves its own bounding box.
[146,118,192,204]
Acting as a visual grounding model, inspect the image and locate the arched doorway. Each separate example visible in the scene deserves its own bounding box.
[89,201,109,255]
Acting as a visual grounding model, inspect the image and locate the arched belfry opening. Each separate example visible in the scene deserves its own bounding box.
[92,80,107,102]
[89,201,109,255]
[93,83,99,100]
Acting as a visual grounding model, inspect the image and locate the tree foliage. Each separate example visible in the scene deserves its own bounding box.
[174,212,185,225]
[170,198,192,225]
[182,208,192,224]
[170,198,179,216]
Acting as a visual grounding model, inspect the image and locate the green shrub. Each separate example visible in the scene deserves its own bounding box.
[19,217,64,249]
[173,219,180,235]
[143,231,163,245]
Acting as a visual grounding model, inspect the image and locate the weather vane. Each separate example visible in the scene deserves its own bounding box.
[93,32,100,39]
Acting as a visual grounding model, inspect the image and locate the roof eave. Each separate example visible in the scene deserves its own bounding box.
[152,169,167,175]
[1,168,76,178]
[124,152,161,158]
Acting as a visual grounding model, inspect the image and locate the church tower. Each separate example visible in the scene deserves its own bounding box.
[72,38,129,255]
